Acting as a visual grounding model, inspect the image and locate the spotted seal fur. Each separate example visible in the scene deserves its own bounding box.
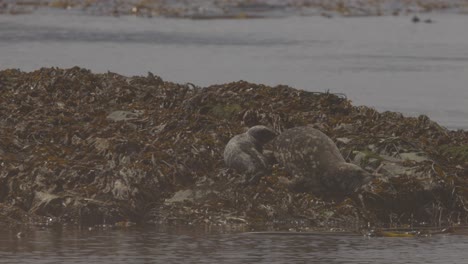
[224,125,277,183]
[272,126,372,196]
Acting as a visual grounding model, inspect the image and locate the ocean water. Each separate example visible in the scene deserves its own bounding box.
[1,12,467,263]
[1,227,468,264]
[0,12,467,129]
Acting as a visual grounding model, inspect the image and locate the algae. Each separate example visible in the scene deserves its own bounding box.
[208,104,242,119]
[439,145,468,163]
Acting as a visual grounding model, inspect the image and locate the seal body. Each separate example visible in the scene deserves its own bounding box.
[224,126,277,179]
[272,126,371,196]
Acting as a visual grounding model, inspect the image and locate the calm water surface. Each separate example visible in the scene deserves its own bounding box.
[1,227,467,263]
[1,13,467,263]
[0,13,468,264]
[0,12,467,129]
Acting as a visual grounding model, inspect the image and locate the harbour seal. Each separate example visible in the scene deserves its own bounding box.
[224,125,277,183]
[272,126,372,196]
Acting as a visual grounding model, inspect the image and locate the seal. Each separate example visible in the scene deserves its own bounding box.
[223,125,277,183]
[272,126,371,196]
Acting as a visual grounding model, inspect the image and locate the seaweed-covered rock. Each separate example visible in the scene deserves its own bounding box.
[0,67,467,231]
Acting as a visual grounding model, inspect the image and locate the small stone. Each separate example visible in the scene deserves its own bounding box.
[165,189,194,204]
[336,137,352,144]
[399,152,429,163]
[107,110,142,121]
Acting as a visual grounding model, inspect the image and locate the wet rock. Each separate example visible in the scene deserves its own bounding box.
[107,110,142,121]
[164,189,217,205]
[379,161,419,178]
[165,189,195,204]
[399,152,430,163]
[336,137,352,145]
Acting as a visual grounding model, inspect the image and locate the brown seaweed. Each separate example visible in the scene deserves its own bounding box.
[0,67,467,232]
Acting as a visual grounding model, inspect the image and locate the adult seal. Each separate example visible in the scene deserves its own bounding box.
[224,125,277,183]
[272,126,372,196]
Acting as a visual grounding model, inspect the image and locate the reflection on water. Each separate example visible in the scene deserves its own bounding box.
[0,13,467,129]
[1,227,467,263]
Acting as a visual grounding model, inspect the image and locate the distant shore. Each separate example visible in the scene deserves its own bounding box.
[2,0,468,19]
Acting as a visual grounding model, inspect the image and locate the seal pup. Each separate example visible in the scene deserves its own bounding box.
[224,125,277,183]
[272,126,372,196]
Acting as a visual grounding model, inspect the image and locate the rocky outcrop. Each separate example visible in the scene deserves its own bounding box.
[0,67,467,231]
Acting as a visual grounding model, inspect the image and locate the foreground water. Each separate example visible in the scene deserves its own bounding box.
[0,227,467,263]
[0,12,467,129]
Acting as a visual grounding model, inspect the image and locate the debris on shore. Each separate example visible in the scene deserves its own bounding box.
[0,67,467,232]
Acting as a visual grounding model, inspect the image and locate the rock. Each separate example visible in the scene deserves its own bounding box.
[379,162,418,177]
[165,189,194,204]
[337,137,352,144]
[399,152,430,163]
[352,151,367,166]
[164,189,217,205]
[107,110,142,121]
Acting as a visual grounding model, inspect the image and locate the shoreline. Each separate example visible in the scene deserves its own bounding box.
[2,0,468,19]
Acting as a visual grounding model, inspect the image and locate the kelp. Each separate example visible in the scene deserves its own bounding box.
[0,67,467,232]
